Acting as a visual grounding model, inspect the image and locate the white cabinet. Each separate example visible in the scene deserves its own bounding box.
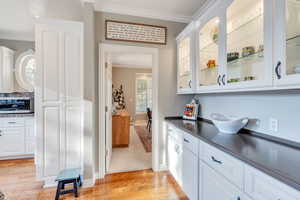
[201,162,250,200]
[0,117,35,158]
[0,46,14,92]
[245,165,300,200]
[182,145,198,200]
[177,23,196,94]
[273,0,300,87]
[167,128,183,186]
[35,20,84,184]
[177,0,300,93]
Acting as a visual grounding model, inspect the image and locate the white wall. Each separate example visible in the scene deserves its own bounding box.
[195,90,300,143]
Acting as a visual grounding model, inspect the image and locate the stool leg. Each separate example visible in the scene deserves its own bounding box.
[61,183,65,190]
[55,181,62,200]
[73,181,78,197]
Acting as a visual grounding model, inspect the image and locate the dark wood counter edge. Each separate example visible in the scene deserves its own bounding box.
[165,116,300,192]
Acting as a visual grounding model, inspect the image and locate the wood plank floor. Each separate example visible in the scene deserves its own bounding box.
[0,159,187,200]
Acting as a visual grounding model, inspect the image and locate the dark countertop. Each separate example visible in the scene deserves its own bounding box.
[165,117,300,192]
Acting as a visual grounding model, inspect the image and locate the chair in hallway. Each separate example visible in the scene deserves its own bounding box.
[146,107,152,132]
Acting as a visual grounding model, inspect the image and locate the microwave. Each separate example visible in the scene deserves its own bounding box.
[0,97,34,114]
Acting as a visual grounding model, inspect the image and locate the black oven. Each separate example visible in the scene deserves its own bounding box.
[0,97,34,114]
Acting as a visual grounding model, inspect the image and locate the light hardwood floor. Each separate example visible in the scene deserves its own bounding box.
[0,159,187,200]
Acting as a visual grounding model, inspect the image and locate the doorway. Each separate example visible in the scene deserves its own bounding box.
[99,44,159,177]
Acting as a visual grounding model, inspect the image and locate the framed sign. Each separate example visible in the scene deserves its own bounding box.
[105,20,167,45]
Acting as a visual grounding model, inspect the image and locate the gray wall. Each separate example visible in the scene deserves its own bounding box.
[95,12,193,171]
[0,39,35,92]
[195,90,300,143]
[112,67,152,121]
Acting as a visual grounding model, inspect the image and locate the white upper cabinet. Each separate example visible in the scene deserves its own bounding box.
[177,0,300,93]
[177,23,196,94]
[0,47,15,93]
[273,0,300,87]
[224,0,273,90]
[196,14,224,92]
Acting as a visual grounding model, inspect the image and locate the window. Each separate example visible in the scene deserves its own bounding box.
[136,73,152,113]
[15,49,36,92]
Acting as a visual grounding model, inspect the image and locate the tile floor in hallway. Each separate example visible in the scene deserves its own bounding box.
[108,124,152,174]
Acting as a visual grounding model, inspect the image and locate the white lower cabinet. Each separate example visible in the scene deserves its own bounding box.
[182,145,198,200]
[201,162,249,200]
[0,117,35,158]
[245,165,300,200]
[167,123,300,200]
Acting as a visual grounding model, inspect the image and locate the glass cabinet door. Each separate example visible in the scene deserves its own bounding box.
[274,0,300,86]
[226,0,269,87]
[178,36,193,92]
[198,17,221,88]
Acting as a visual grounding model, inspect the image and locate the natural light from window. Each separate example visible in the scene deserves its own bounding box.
[136,73,152,113]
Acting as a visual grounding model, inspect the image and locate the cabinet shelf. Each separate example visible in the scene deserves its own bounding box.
[227,51,264,67]
[201,66,219,71]
[287,35,300,47]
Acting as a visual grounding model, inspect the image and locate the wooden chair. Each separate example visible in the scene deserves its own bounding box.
[55,168,82,200]
[146,108,152,132]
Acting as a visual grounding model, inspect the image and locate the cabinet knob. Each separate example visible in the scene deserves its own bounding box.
[275,61,282,79]
[221,74,226,85]
[188,80,192,88]
[211,156,222,164]
[217,75,221,86]
[183,138,190,143]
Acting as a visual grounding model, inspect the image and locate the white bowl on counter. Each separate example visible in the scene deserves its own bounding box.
[210,113,249,134]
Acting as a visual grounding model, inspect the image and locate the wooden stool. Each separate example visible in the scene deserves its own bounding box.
[55,168,82,200]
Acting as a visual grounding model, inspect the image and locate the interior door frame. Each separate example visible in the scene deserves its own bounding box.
[98,43,159,179]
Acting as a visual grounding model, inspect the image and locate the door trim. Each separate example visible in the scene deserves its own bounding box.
[98,43,159,179]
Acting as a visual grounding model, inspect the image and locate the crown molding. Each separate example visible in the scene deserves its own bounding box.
[95,3,192,23]
[192,0,217,20]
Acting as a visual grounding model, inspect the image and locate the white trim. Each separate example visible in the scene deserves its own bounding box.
[0,154,34,161]
[0,33,34,42]
[80,0,95,6]
[95,3,192,23]
[98,43,160,179]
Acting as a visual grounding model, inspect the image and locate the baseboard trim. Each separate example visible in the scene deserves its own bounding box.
[0,154,34,160]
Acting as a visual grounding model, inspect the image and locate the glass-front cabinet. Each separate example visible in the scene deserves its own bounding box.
[274,0,300,87]
[177,0,300,93]
[177,24,195,94]
[225,0,272,89]
[198,16,222,90]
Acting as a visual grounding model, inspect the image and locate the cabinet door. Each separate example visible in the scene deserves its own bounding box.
[182,147,198,200]
[274,0,300,87]
[224,0,273,90]
[0,47,14,93]
[177,34,194,94]
[0,127,25,156]
[197,14,224,92]
[201,162,244,200]
[167,134,182,186]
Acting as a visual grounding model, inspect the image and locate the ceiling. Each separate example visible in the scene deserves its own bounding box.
[111,53,153,69]
[94,0,208,23]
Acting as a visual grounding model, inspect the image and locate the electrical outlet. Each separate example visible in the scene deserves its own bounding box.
[269,118,278,132]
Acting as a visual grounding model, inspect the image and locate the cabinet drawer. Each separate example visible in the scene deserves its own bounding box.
[202,142,244,189]
[1,118,25,127]
[245,165,300,200]
[182,132,198,155]
[0,127,25,156]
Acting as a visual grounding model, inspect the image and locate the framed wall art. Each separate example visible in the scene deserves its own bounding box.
[105,20,167,45]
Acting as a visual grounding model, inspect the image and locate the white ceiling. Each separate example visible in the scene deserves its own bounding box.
[0,0,36,41]
[111,53,153,69]
[94,0,208,23]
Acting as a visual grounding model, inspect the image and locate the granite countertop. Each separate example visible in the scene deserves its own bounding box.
[165,117,300,192]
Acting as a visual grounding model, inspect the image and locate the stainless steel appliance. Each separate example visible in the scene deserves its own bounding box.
[0,97,34,114]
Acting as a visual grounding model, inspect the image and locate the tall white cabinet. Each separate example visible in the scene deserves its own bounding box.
[0,46,14,92]
[35,20,84,186]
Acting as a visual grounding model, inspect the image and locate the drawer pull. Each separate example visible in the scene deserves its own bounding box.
[211,156,222,164]
[183,138,190,143]
[8,122,17,124]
